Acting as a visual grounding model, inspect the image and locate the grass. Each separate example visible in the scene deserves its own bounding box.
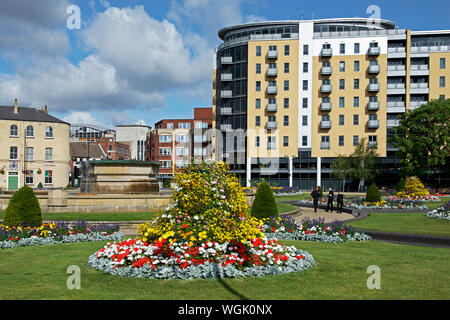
[0,239,449,299]
[348,212,450,237]
[0,211,157,222]
[424,196,450,210]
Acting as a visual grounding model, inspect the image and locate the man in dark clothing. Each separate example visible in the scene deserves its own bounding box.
[310,187,321,212]
[336,190,344,213]
[325,187,334,212]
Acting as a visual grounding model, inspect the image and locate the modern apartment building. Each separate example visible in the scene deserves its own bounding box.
[116,124,152,161]
[213,18,450,190]
[149,108,213,183]
[0,99,70,190]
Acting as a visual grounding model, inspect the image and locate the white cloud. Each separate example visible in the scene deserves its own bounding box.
[63,111,103,126]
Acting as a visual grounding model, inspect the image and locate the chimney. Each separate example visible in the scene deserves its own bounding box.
[42,105,48,113]
[13,98,18,114]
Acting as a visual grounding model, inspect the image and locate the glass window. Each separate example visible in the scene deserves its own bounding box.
[45,148,53,161]
[283,136,289,147]
[256,46,261,56]
[26,126,34,137]
[10,125,18,137]
[303,44,309,55]
[256,63,261,74]
[339,97,345,108]
[255,136,260,147]
[339,79,345,90]
[302,98,308,108]
[167,123,174,129]
[10,146,18,160]
[339,61,345,72]
[25,170,33,185]
[302,136,307,146]
[354,43,360,54]
[303,62,308,73]
[45,170,53,184]
[353,114,359,125]
[46,126,53,138]
[440,58,446,69]
[159,135,172,143]
[256,98,261,109]
[339,115,344,126]
[440,76,445,87]
[303,80,308,90]
[284,45,290,56]
[255,116,260,127]
[284,98,289,109]
[354,79,360,89]
[284,80,289,91]
[354,60,360,71]
[302,115,308,126]
[353,135,359,146]
[340,43,345,54]
[159,148,171,156]
[339,136,344,146]
[284,116,289,126]
[353,96,359,107]
[178,123,191,129]
[256,81,261,91]
[26,147,33,161]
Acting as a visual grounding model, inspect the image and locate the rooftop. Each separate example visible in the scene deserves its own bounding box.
[0,102,68,125]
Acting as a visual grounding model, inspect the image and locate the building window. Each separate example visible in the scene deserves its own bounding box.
[339,97,345,108]
[440,76,446,87]
[303,44,309,55]
[256,46,261,56]
[353,96,359,107]
[160,160,171,169]
[267,136,276,150]
[159,148,171,156]
[369,135,378,148]
[284,116,289,126]
[354,43,360,54]
[321,136,330,149]
[10,125,18,137]
[354,79,360,89]
[284,45,290,56]
[439,95,446,100]
[285,62,290,73]
[178,123,191,129]
[303,80,308,91]
[353,115,359,125]
[45,148,53,161]
[339,115,345,126]
[353,135,359,146]
[25,170,33,185]
[25,147,33,161]
[303,62,308,73]
[440,58,446,69]
[339,61,345,72]
[256,63,261,74]
[46,126,53,138]
[339,79,345,90]
[26,126,34,137]
[283,136,289,147]
[354,60,360,71]
[255,116,260,127]
[302,136,308,146]
[176,135,189,143]
[302,98,308,108]
[159,135,172,143]
[255,136,260,147]
[302,115,308,126]
[256,81,261,91]
[339,136,344,146]
[284,98,289,109]
[256,98,261,109]
[340,43,345,54]
[284,80,289,91]
[45,170,53,184]
[167,123,174,129]
[176,147,188,156]
[10,146,18,160]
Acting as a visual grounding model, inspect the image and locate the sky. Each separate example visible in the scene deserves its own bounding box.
[0,0,449,129]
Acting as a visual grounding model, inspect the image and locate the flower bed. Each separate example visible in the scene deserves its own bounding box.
[297,199,428,210]
[386,193,441,202]
[261,216,371,243]
[0,221,122,249]
[88,237,315,279]
[426,202,450,221]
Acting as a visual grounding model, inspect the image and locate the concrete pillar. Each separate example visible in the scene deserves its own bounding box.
[246,157,251,188]
[288,157,293,187]
[316,156,321,188]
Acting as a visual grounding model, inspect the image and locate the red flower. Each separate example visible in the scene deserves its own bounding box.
[182,224,188,229]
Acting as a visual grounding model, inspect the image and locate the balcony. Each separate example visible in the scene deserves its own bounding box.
[320,120,331,129]
[220,107,232,115]
[221,73,232,81]
[368,101,380,111]
[321,48,333,57]
[387,83,405,95]
[368,46,381,55]
[321,66,332,75]
[387,101,405,113]
[367,120,380,129]
[266,86,277,95]
[410,83,429,94]
[368,83,380,92]
[320,102,332,111]
[321,141,330,149]
[410,100,427,110]
[266,103,277,112]
[220,90,232,98]
[267,142,277,150]
[387,65,406,76]
[387,47,406,58]
[267,68,278,77]
[410,64,429,76]
[220,124,232,131]
[368,65,380,74]
[221,56,233,64]
[387,119,400,127]
[267,50,278,59]
[368,141,378,149]
[321,84,332,93]
[266,121,277,130]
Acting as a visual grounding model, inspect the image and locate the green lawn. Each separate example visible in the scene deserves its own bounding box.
[0,239,448,299]
[424,196,450,210]
[348,212,450,237]
[0,211,157,222]
[274,193,309,202]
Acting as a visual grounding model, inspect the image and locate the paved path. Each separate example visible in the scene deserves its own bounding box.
[281,206,355,224]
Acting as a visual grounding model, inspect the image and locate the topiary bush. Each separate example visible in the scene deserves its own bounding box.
[396,177,406,192]
[402,176,429,196]
[366,183,381,203]
[4,185,42,227]
[251,181,278,219]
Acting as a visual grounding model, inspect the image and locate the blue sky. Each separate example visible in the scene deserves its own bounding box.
[0,0,449,129]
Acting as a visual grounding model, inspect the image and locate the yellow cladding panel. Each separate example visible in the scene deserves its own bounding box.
[429,52,450,100]
[247,40,299,158]
[311,54,387,158]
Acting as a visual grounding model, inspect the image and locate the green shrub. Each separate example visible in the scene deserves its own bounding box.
[366,183,381,203]
[251,181,278,219]
[396,177,406,192]
[37,182,43,190]
[4,185,42,227]
[64,183,73,190]
[163,179,171,188]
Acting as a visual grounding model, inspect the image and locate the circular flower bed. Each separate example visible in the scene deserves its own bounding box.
[426,202,450,221]
[262,216,371,243]
[88,162,315,279]
[0,221,122,249]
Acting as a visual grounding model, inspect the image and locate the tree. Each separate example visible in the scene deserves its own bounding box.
[4,185,42,227]
[396,177,406,192]
[331,154,353,191]
[392,99,450,177]
[349,138,381,192]
[366,183,381,202]
[251,181,278,219]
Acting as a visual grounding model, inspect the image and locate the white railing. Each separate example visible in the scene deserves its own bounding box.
[388,65,405,71]
[313,29,406,39]
[368,120,380,129]
[387,83,405,89]
[221,90,233,98]
[266,104,277,112]
[320,120,332,129]
[221,73,232,81]
[411,45,450,53]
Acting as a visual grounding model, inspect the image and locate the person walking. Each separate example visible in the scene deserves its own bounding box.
[310,187,321,213]
[325,187,334,212]
[336,190,344,214]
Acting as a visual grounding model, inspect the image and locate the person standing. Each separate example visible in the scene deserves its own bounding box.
[310,187,321,213]
[326,187,334,212]
[336,190,344,214]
